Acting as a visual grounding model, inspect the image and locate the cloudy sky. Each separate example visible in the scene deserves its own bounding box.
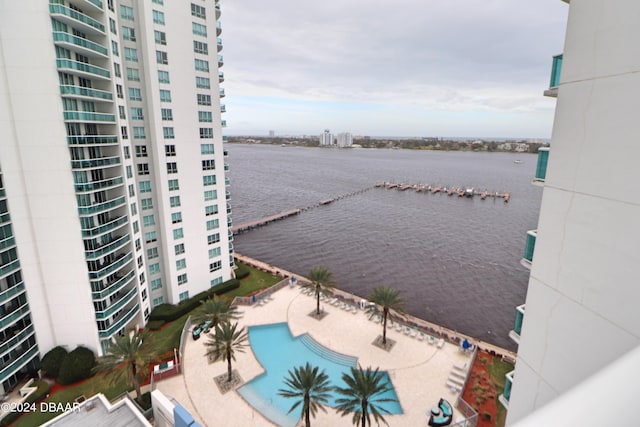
[220,0,568,138]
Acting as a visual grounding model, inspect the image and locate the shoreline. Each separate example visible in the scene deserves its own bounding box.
[234,252,516,362]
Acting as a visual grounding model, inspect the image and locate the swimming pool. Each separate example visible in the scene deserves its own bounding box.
[237,323,402,427]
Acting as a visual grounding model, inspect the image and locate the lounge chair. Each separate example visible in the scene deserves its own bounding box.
[418,332,425,341]
[428,335,436,345]
[437,338,445,348]
[404,326,411,335]
[395,323,402,332]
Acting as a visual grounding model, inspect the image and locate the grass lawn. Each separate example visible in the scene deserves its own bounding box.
[487,356,514,427]
[10,261,281,426]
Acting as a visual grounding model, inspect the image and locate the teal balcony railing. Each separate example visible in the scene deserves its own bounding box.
[60,85,113,101]
[221,120,227,127]
[56,59,110,79]
[84,0,103,10]
[64,111,116,123]
[523,230,537,264]
[224,163,229,171]
[0,346,39,382]
[49,4,105,33]
[513,304,525,336]
[88,252,132,279]
[216,21,222,35]
[98,304,140,338]
[225,177,230,186]
[0,324,34,358]
[549,54,563,88]
[225,191,231,200]
[0,283,26,306]
[71,156,120,169]
[220,104,226,113]
[217,54,224,67]
[222,135,228,142]
[217,37,223,52]
[503,371,514,402]
[535,148,549,182]
[95,286,137,319]
[218,71,224,83]
[77,196,126,216]
[219,88,225,97]
[67,135,118,145]
[52,32,108,57]
[74,176,123,192]
[91,269,136,299]
[85,234,130,259]
[82,215,128,238]
[0,237,16,252]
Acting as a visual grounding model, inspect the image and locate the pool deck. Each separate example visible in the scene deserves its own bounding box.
[156,284,475,426]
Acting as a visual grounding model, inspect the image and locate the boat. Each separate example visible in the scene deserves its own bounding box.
[513,160,524,164]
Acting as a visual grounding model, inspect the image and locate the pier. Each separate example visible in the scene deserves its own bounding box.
[376,181,511,202]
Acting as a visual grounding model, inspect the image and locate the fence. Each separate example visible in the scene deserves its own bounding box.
[231,278,291,306]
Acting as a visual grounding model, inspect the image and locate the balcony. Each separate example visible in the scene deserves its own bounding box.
[544,54,563,98]
[0,324,35,358]
[217,54,224,67]
[0,282,26,306]
[0,305,30,330]
[226,204,231,214]
[67,135,118,145]
[0,346,39,383]
[91,269,136,300]
[49,4,105,35]
[52,32,108,58]
[219,88,225,97]
[225,177,230,186]
[220,104,226,113]
[0,237,15,252]
[223,149,228,156]
[215,2,221,19]
[95,286,138,319]
[82,0,104,11]
[225,191,231,200]
[227,217,232,227]
[81,215,128,238]
[74,176,124,193]
[63,111,116,123]
[56,58,111,80]
[88,251,133,279]
[218,72,224,83]
[222,136,228,142]
[217,37,223,52]
[224,163,229,172]
[0,259,20,279]
[532,147,550,185]
[221,120,227,127]
[499,370,514,409]
[98,303,140,338]
[60,85,113,102]
[77,196,126,216]
[71,156,120,170]
[509,304,525,345]
[216,21,222,36]
[521,230,537,269]
[84,234,130,260]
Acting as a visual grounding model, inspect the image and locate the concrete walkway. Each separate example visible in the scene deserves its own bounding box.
[156,285,474,426]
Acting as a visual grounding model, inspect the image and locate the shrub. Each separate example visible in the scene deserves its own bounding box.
[40,346,68,378]
[57,346,96,385]
[209,279,240,296]
[0,380,50,426]
[234,264,250,280]
[147,319,166,330]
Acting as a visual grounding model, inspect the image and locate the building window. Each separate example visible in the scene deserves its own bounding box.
[203,175,216,186]
[208,247,221,259]
[126,67,140,81]
[141,198,153,210]
[176,259,186,270]
[109,18,117,34]
[153,10,165,25]
[139,272,146,284]
[121,126,128,139]
[156,50,168,65]
[124,47,138,62]
[161,108,173,121]
[129,87,142,101]
[199,128,213,139]
[179,291,189,301]
[154,30,167,45]
[209,260,222,272]
[202,160,215,170]
[193,41,208,54]
[130,107,144,120]
[133,127,145,139]
[174,243,185,255]
[131,203,138,216]
[158,70,170,83]
[112,40,119,56]
[171,212,182,223]
[137,163,149,175]
[192,22,207,37]
[170,196,181,207]
[152,0,164,4]
[143,215,155,227]
[197,94,211,105]
[207,233,220,245]
[165,145,176,156]
[135,238,141,251]
[196,76,210,88]
[151,278,162,290]
[168,179,179,191]
[128,184,135,197]
[116,84,124,99]
[211,277,223,287]
[194,59,209,72]
[204,190,217,201]
[166,162,178,174]
[149,263,160,275]
[163,127,175,139]
[205,205,218,216]
[118,105,126,119]
[123,146,130,159]
[191,3,206,19]
[198,112,212,123]
[139,181,152,193]
[160,89,172,102]
[145,231,157,243]
[200,143,214,154]
[206,219,219,230]
[123,26,136,41]
[120,5,134,21]
[135,145,148,157]
[153,296,164,306]
[173,228,184,239]
[178,275,188,286]
[114,62,122,77]
[147,247,159,259]
[133,221,139,233]
[126,165,133,178]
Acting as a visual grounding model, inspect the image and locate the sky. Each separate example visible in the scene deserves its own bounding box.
[220,0,568,139]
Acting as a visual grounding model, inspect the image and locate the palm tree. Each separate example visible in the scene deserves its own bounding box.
[194,296,240,329]
[334,366,396,427]
[303,266,336,315]
[367,286,405,345]
[96,329,156,402]
[278,363,332,427]
[205,321,248,382]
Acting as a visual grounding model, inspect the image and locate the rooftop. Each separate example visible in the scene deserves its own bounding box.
[41,394,150,427]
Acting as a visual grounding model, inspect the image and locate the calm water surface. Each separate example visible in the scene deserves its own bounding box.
[227,144,542,350]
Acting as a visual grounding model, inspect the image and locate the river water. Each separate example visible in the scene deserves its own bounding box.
[227,144,542,350]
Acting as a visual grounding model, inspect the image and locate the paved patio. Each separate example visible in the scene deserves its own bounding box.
[156,285,474,426]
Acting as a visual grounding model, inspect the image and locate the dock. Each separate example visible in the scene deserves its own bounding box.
[377,181,511,202]
[231,209,301,234]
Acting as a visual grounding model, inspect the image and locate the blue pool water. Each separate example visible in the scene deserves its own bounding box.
[237,323,403,427]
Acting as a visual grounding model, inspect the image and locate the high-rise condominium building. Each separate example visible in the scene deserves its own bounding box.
[502,0,640,424]
[336,132,352,148]
[0,0,233,371]
[319,129,333,146]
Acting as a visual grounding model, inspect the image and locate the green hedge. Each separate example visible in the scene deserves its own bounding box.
[57,346,96,385]
[234,264,250,279]
[0,380,50,426]
[40,346,68,378]
[149,279,241,322]
[147,319,166,330]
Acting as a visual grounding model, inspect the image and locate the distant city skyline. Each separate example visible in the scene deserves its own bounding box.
[221,0,568,138]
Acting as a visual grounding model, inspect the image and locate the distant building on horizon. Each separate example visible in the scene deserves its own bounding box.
[319,129,333,146]
[269,130,275,137]
[336,132,353,148]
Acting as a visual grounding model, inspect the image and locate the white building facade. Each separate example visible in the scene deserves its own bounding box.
[505,0,640,423]
[336,132,352,148]
[319,129,333,146]
[0,0,232,357]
